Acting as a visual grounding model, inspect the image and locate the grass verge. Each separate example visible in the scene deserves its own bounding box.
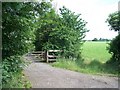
[51,41,118,76]
[51,58,118,77]
[2,72,32,88]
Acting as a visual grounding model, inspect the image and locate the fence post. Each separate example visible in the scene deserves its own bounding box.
[45,50,49,63]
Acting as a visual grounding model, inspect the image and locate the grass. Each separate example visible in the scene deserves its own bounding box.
[51,41,118,76]
[81,41,111,63]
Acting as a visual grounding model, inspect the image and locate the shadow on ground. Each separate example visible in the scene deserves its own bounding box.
[75,58,118,75]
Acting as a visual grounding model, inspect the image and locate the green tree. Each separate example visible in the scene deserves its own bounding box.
[34,5,59,51]
[2,1,52,87]
[2,1,53,58]
[58,6,88,58]
[92,38,98,41]
[106,11,120,67]
[2,2,36,87]
[35,6,88,59]
[106,11,120,31]
[2,2,36,58]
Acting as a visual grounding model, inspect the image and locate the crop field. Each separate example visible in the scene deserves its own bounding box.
[81,41,111,64]
[52,41,117,76]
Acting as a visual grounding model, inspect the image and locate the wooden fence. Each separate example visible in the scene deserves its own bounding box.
[32,51,45,61]
[32,50,63,63]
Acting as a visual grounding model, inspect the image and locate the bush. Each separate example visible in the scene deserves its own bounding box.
[108,34,120,65]
[106,34,120,74]
[106,11,120,73]
[2,56,25,86]
[2,2,37,87]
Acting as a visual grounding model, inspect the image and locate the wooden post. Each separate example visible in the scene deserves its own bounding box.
[45,50,49,63]
[47,50,49,63]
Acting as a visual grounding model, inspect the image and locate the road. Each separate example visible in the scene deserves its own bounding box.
[23,55,118,88]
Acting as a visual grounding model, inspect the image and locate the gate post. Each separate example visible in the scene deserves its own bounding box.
[45,50,49,63]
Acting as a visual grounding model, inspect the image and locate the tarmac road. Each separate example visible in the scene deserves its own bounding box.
[23,55,118,88]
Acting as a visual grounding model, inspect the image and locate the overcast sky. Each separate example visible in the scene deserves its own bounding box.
[52,0,119,40]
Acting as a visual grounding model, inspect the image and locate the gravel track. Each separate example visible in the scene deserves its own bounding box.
[23,55,118,88]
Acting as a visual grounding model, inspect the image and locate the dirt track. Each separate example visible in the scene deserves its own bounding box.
[23,55,118,88]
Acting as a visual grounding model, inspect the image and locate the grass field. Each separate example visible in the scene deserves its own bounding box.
[81,41,111,64]
[52,41,118,76]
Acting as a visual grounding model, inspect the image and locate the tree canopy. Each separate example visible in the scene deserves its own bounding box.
[2,1,89,87]
[106,11,120,31]
[2,1,53,87]
[34,6,88,59]
[106,11,120,67]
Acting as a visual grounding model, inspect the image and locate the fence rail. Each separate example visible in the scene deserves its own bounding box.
[32,50,62,63]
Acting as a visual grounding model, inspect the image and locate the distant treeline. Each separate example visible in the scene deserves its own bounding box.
[84,38,112,41]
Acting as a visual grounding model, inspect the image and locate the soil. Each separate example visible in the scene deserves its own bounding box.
[23,55,118,88]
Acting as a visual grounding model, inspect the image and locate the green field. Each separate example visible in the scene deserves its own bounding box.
[52,41,117,76]
[81,41,111,64]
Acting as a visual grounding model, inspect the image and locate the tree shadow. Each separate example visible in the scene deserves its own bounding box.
[105,57,119,75]
[76,58,118,75]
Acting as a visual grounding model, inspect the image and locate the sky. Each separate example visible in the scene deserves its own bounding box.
[52,0,119,40]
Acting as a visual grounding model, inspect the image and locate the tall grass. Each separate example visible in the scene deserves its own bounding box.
[52,58,118,76]
[51,41,118,76]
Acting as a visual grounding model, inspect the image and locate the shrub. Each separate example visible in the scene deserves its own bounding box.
[2,56,25,87]
[107,34,120,66]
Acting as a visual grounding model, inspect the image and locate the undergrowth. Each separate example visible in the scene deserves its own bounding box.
[2,56,32,88]
[2,72,32,88]
[52,58,118,76]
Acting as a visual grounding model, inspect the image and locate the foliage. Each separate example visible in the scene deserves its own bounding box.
[2,2,36,87]
[52,58,118,76]
[106,11,120,68]
[2,56,25,86]
[106,11,120,31]
[34,6,59,51]
[2,1,88,87]
[2,69,32,88]
[52,41,117,76]
[92,38,98,41]
[2,1,53,87]
[98,38,110,41]
[2,2,41,58]
[107,34,120,66]
[34,6,88,59]
[58,7,88,58]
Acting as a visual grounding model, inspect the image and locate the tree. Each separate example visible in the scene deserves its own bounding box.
[35,6,88,59]
[2,1,52,87]
[106,11,120,66]
[2,1,53,58]
[58,6,88,58]
[106,11,120,31]
[2,2,36,87]
[2,2,37,58]
[92,38,98,41]
[34,4,59,51]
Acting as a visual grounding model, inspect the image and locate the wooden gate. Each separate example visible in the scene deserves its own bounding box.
[32,50,63,63]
